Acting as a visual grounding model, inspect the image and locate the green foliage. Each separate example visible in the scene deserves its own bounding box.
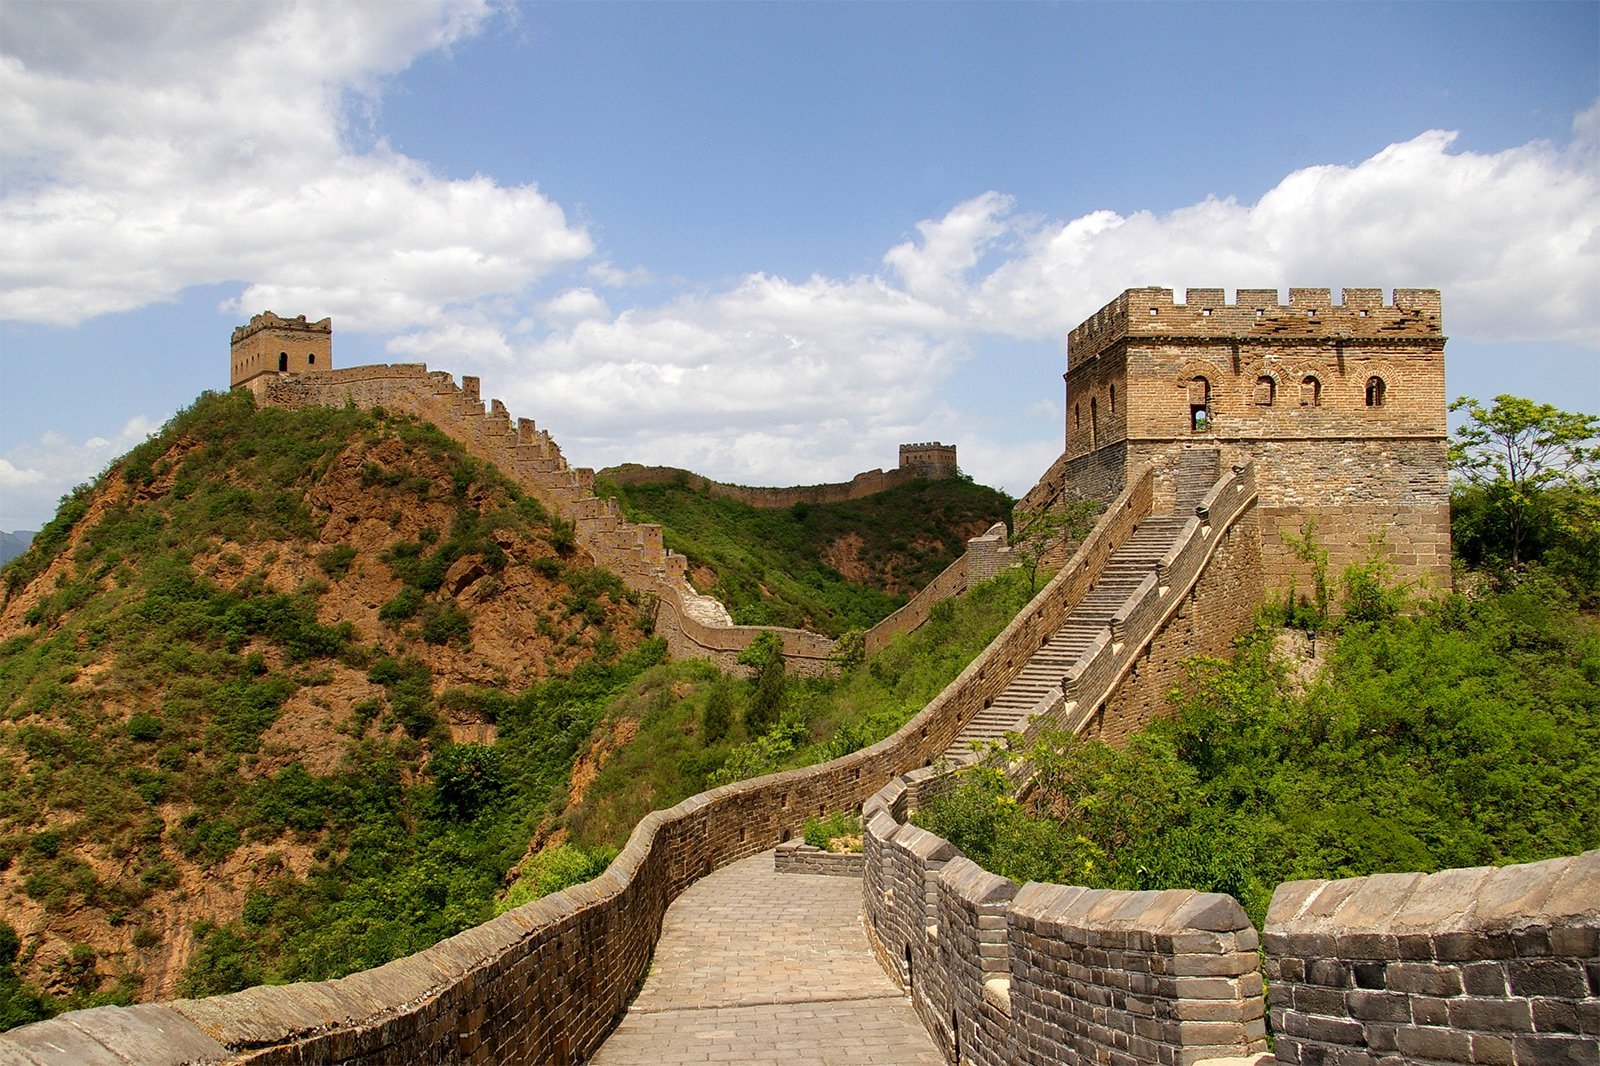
[919,584,1600,927]
[495,843,616,913]
[0,390,647,1026]
[571,570,1034,847]
[700,677,734,744]
[1009,497,1101,593]
[429,744,506,820]
[602,473,1013,636]
[803,810,860,851]
[1449,394,1599,584]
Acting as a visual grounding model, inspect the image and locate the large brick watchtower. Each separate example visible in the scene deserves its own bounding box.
[229,311,332,397]
[1054,286,1450,594]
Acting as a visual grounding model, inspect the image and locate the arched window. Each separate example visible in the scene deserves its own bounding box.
[1365,376,1386,407]
[1254,376,1276,406]
[1089,397,1099,449]
[1108,383,1117,414]
[308,352,316,365]
[278,352,288,372]
[1188,376,1210,432]
[1300,375,1322,407]
[1074,403,1081,429]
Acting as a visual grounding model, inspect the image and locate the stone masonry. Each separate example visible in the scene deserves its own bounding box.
[1034,287,1450,599]
[229,311,332,393]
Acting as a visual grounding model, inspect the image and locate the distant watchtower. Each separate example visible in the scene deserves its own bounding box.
[1059,287,1449,593]
[898,442,959,479]
[230,312,332,396]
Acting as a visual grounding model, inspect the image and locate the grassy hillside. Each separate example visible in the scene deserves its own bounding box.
[596,471,1013,636]
[0,390,650,1023]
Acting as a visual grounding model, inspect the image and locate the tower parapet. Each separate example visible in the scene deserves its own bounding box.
[229,311,332,392]
[1068,287,1443,368]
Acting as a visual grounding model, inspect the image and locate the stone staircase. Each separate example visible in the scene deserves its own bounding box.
[942,449,1221,758]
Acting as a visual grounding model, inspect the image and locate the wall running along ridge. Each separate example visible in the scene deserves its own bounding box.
[251,364,991,677]
[0,457,1169,1064]
[600,438,958,511]
[6,406,1592,1063]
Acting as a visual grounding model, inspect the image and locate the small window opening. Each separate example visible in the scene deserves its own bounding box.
[1365,376,1386,407]
[278,352,288,372]
[1089,397,1099,449]
[1074,403,1081,429]
[1254,376,1275,406]
[308,352,316,365]
[1254,308,1264,318]
[1201,307,1213,317]
[1300,375,1322,407]
[1188,376,1211,432]
[1149,307,1158,317]
[1109,383,1116,413]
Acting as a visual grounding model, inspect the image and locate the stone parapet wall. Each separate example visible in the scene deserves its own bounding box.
[1264,852,1600,1066]
[1068,287,1443,367]
[2,440,1164,1065]
[601,462,927,510]
[862,767,1269,1065]
[773,840,865,877]
[863,748,1596,1066]
[1004,462,1259,750]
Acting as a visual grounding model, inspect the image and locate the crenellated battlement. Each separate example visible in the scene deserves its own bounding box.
[1068,286,1443,367]
[229,310,332,345]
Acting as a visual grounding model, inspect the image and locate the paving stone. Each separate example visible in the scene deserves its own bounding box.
[591,850,940,1065]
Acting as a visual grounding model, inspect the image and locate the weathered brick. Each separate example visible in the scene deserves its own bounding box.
[1508,959,1588,999]
[1512,1034,1599,1066]
[1445,995,1534,1032]
[1394,1026,1473,1063]
[1386,961,1464,996]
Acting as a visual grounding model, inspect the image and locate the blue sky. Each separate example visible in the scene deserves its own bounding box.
[2,0,1597,531]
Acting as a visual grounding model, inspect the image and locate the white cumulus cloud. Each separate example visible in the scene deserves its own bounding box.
[0,416,163,531]
[0,1,590,331]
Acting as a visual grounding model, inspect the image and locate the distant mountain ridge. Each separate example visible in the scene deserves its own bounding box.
[0,531,34,567]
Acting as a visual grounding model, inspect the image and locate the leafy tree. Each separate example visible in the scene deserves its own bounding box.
[1009,497,1101,594]
[738,631,787,735]
[1449,394,1598,570]
[429,744,507,820]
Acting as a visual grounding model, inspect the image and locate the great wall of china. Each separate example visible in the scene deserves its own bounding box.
[3,291,1593,1065]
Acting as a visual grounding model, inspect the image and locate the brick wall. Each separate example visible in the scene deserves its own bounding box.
[1265,852,1599,1065]
[1049,287,1450,596]
[863,767,1269,1065]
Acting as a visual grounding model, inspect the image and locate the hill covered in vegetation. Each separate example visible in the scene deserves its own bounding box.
[595,469,1013,636]
[0,390,655,1022]
[0,391,1024,1027]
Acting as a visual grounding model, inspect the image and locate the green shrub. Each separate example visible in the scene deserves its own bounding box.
[803,810,860,851]
[429,744,506,819]
[315,545,357,579]
[126,714,163,741]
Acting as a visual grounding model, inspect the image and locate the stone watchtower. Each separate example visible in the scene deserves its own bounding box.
[229,312,332,397]
[898,442,959,479]
[1059,286,1449,593]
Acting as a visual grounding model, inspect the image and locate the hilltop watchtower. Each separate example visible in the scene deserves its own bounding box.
[229,312,332,395]
[1058,286,1449,593]
[898,442,958,479]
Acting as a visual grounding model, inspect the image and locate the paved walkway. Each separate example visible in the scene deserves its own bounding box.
[589,851,942,1065]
